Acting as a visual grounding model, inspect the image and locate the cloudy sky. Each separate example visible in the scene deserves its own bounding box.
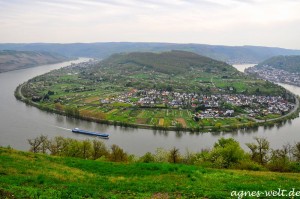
[0,0,300,49]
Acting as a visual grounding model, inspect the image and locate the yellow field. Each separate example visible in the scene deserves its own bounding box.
[84,96,100,103]
[158,118,164,126]
[106,109,118,114]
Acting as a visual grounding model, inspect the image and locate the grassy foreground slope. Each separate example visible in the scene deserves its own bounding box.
[1,147,300,199]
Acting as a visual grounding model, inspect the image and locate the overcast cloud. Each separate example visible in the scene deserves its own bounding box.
[0,0,299,49]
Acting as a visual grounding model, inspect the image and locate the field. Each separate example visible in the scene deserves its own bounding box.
[1,147,300,198]
[37,99,256,130]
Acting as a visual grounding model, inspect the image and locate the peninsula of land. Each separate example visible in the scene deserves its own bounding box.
[15,51,300,131]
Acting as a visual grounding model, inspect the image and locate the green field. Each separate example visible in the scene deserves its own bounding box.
[1,147,300,198]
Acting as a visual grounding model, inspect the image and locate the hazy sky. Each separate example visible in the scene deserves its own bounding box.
[0,0,300,49]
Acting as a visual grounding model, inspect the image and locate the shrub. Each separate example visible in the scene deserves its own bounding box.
[209,138,247,168]
[139,152,155,163]
[234,160,265,171]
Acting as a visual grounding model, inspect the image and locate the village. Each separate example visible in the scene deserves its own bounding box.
[246,65,300,86]
[100,89,295,120]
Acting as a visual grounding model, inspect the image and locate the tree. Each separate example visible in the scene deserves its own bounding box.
[292,142,300,161]
[168,147,181,163]
[109,144,128,162]
[47,136,65,155]
[39,135,48,154]
[283,143,293,161]
[82,140,92,159]
[139,152,155,163]
[246,137,269,165]
[154,148,169,162]
[55,103,64,111]
[214,123,222,129]
[64,139,83,158]
[28,135,48,153]
[65,106,80,117]
[181,149,197,165]
[199,121,205,129]
[92,140,109,160]
[209,138,246,168]
[268,148,290,172]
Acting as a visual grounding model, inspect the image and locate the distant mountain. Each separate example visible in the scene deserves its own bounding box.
[255,55,300,73]
[0,42,299,64]
[0,50,69,73]
[100,50,236,75]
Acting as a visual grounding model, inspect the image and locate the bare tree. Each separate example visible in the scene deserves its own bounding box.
[292,142,300,161]
[168,147,180,163]
[47,136,65,155]
[39,135,48,154]
[282,143,293,161]
[28,135,48,153]
[269,147,290,172]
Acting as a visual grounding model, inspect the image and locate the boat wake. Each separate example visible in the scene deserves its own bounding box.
[53,126,72,131]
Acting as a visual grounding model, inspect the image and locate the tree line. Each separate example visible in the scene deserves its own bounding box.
[28,135,300,172]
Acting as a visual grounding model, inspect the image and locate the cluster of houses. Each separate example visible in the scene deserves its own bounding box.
[246,66,300,86]
[100,89,294,119]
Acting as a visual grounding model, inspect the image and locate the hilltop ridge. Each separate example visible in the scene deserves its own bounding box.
[1,42,300,64]
[99,50,237,75]
[255,55,300,73]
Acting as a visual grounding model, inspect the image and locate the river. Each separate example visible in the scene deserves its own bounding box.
[0,60,300,156]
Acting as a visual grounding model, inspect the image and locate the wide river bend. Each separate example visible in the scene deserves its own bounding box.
[0,60,300,156]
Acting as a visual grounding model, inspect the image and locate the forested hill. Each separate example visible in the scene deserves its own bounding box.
[1,42,300,64]
[0,50,69,73]
[256,55,300,73]
[99,50,237,75]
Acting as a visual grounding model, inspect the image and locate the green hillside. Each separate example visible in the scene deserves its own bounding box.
[256,55,300,73]
[84,51,257,93]
[1,146,300,198]
[0,50,69,73]
[100,50,236,75]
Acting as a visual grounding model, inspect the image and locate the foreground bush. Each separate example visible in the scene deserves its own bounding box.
[27,135,300,172]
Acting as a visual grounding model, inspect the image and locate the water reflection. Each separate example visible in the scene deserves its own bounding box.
[55,115,64,123]
[175,131,183,138]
